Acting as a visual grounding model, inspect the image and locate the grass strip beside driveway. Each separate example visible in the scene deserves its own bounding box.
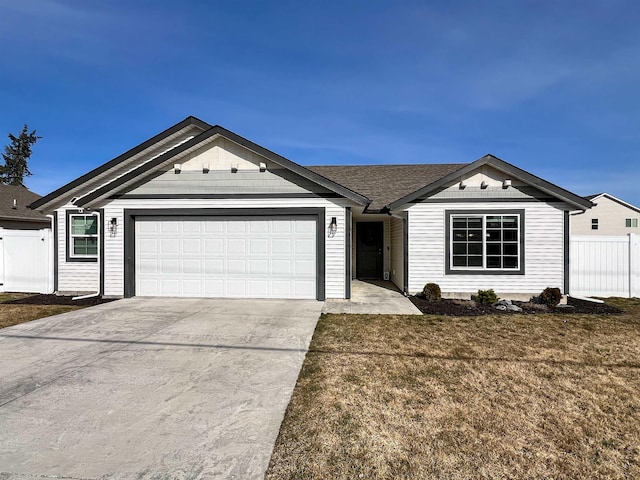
[0,294,83,329]
[267,298,640,479]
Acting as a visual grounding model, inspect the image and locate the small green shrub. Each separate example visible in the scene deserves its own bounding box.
[476,289,498,305]
[539,287,562,307]
[422,283,441,303]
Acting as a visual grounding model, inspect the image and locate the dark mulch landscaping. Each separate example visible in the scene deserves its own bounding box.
[4,294,116,307]
[409,295,623,316]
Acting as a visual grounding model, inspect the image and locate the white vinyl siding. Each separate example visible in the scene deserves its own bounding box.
[406,202,567,295]
[56,208,99,293]
[98,197,349,298]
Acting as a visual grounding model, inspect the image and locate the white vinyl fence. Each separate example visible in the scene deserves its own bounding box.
[0,228,54,294]
[570,234,640,298]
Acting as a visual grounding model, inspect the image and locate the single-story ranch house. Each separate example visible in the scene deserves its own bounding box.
[30,116,593,300]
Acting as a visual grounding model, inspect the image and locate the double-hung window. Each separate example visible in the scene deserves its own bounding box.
[446,210,524,274]
[69,213,98,260]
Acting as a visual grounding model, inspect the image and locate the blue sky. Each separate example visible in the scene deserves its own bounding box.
[1,0,639,206]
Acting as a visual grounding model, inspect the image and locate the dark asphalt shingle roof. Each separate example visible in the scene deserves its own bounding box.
[0,185,50,223]
[307,164,468,211]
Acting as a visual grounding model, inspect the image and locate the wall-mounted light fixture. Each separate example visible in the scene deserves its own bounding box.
[202,164,210,173]
[502,179,512,189]
[459,180,466,189]
[480,180,488,189]
[259,162,267,172]
[109,217,118,235]
[231,163,238,173]
[330,217,338,235]
[174,164,182,174]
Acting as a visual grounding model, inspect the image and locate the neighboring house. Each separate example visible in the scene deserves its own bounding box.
[571,193,640,236]
[0,184,51,230]
[30,116,592,299]
[0,185,53,293]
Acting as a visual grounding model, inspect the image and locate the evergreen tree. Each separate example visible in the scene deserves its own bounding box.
[1,124,41,186]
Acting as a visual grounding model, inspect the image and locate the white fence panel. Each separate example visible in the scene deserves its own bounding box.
[0,228,54,294]
[570,234,639,298]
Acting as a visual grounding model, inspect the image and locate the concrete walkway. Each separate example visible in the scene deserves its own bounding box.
[0,297,322,480]
[322,279,422,314]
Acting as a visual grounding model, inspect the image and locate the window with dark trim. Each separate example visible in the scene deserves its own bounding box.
[445,210,525,275]
[626,218,638,228]
[66,211,99,262]
[591,218,599,230]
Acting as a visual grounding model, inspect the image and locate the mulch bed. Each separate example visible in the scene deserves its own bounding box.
[409,295,623,316]
[3,294,116,307]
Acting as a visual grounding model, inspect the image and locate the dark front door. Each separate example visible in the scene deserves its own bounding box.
[356,222,383,279]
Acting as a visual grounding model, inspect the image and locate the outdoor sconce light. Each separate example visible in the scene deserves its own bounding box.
[330,217,338,234]
[174,163,182,174]
[202,164,210,173]
[109,217,118,235]
[231,163,238,173]
[480,180,488,189]
[259,162,267,172]
[458,180,466,189]
[502,179,512,189]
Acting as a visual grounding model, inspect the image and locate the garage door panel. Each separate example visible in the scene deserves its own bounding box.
[136,217,317,299]
[295,260,315,275]
[182,239,202,254]
[249,238,269,254]
[227,239,246,254]
[204,278,224,295]
[161,221,179,234]
[249,221,269,233]
[159,258,179,274]
[272,239,292,255]
[182,279,202,296]
[249,280,269,296]
[272,259,291,275]
[161,239,179,254]
[227,259,246,274]
[249,259,269,275]
[204,238,223,254]
[294,281,315,297]
[272,222,292,234]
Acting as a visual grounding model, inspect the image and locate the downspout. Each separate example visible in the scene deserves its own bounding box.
[46,214,55,294]
[73,210,101,301]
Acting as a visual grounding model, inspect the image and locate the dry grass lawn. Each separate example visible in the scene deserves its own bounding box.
[267,298,640,479]
[0,294,83,329]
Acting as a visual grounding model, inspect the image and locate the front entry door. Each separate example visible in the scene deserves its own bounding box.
[356,222,383,279]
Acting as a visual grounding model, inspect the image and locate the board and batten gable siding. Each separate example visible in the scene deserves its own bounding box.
[122,168,336,196]
[56,207,99,293]
[121,135,335,196]
[406,201,569,295]
[389,215,404,291]
[101,197,350,299]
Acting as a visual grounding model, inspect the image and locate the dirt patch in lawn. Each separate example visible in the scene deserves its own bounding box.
[4,294,116,307]
[0,294,115,329]
[267,298,640,479]
[409,295,622,316]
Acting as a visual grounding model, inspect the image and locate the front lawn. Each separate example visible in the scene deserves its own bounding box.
[267,298,640,479]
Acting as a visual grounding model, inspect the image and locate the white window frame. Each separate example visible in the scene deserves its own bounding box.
[69,213,99,259]
[446,210,524,275]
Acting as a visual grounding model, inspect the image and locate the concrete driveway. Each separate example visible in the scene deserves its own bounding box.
[0,297,322,479]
